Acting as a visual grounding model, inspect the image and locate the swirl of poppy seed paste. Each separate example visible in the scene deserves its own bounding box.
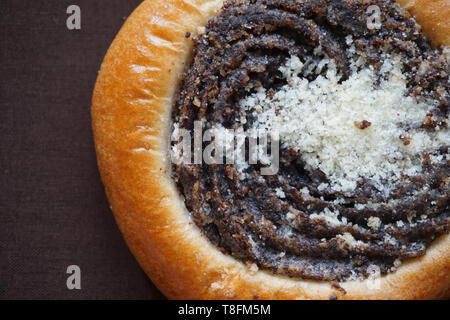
[172,0,449,281]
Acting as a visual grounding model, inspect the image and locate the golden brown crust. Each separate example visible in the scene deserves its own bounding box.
[396,0,450,46]
[92,0,450,299]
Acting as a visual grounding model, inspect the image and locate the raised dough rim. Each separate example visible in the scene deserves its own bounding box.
[92,0,450,299]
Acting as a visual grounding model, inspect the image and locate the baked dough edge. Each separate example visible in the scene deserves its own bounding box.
[92,0,450,299]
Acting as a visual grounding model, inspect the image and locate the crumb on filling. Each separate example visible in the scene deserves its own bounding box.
[171,0,449,281]
[239,42,449,194]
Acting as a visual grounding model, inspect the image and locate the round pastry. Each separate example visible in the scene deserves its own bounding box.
[92,0,450,299]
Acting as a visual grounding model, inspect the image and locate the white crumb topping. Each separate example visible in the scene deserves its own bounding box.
[396,220,405,228]
[275,187,286,198]
[367,216,382,230]
[337,232,365,249]
[383,234,398,246]
[318,183,329,191]
[239,48,449,194]
[300,187,310,198]
[286,212,295,222]
[309,208,350,227]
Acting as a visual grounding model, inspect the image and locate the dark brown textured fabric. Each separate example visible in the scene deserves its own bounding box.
[0,0,164,299]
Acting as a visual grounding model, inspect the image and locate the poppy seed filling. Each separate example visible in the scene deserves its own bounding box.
[172,0,449,281]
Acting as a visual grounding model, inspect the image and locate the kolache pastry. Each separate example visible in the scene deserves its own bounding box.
[92,0,450,299]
